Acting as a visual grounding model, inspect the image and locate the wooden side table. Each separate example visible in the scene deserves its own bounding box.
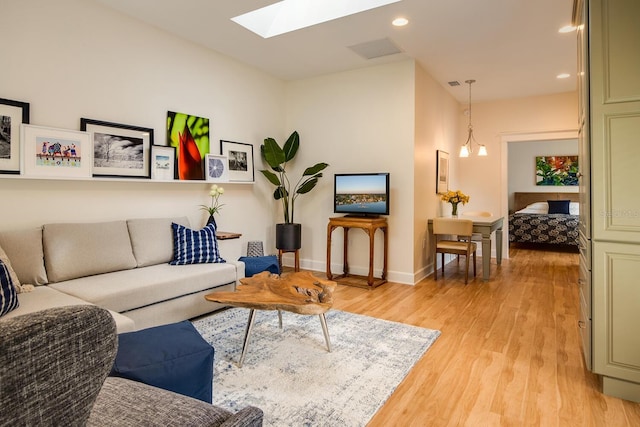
[326,216,388,288]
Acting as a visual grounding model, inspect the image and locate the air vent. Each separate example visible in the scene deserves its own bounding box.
[448,81,461,86]
[348,38,403,60]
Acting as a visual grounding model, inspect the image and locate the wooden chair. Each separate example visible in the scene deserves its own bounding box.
[433,218,477,284]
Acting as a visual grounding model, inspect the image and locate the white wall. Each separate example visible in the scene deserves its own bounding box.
[507,138,578,210]
[414,64,461,279]
[0,0,285,258]
[284,60,417,283]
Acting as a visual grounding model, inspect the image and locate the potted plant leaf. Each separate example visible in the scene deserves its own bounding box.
[260,131,329,251]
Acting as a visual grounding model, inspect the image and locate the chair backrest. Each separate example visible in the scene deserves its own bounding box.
[0,305,117,426]
[462,211,493,217]
[433,218,474,237]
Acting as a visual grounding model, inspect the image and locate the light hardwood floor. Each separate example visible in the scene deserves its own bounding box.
[324,246,640,426]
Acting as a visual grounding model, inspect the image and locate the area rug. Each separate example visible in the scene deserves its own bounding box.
[192,308,440,426]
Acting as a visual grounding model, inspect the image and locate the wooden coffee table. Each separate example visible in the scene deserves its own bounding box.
[205,271,337,367]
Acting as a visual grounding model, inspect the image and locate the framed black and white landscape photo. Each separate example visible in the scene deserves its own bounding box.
[220,140,254,183]
[81,118,152,179]
[0,97,30,174]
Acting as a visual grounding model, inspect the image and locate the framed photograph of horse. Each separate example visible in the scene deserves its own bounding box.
[81,118,153,179]
[21,124,92,178]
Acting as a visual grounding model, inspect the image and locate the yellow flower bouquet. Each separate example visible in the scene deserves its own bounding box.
[440,190,469,216]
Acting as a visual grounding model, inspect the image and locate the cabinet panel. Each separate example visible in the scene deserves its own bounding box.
[593,242,640,384]
[592,111,640,241]
[597,0,640,103]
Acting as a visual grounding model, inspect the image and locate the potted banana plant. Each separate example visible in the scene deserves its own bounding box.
[260,131,329,251]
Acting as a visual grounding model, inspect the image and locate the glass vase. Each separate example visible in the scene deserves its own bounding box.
[451,202,459,217]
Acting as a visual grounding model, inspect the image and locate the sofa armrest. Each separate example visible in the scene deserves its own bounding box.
[219,406,264,427]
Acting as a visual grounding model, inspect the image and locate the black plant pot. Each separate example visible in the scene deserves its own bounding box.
[276,223,302,251]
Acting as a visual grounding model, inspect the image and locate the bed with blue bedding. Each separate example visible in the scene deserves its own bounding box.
[508,192,580,247]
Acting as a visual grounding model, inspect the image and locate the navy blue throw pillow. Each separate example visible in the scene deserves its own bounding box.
[0,259,19,317]
[547,200,571,215]
[170,223,225,265]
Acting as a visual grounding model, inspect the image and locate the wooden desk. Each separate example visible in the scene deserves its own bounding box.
[428,216,503,281]
[326,216,388,288]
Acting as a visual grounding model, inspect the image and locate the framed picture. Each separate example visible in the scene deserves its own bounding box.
[81,118,152,179]
[220,140,254,182]
[151,145,176,181]
[0,97,30,174]
[21,124,91,178]
[167,111,209,180]
[535,155,579,186]
[436,150,449,194]
[205,154,229,182]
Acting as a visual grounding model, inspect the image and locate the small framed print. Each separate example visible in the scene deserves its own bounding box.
[436,150,449,194]
[151,145,176,181]
[21,125,92,178]
[81,118,152,179]
[205,154,229,182]
[220,140,254,183]
[0,97,30,174]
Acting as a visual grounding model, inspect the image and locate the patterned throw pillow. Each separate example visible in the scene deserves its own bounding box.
[0,259,19,317]
[170,223,226,265]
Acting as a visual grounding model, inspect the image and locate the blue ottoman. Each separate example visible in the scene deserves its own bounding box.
[110,321,214,403]
[239,255,281,277]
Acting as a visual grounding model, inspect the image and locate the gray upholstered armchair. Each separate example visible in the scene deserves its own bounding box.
[0,305,263,427]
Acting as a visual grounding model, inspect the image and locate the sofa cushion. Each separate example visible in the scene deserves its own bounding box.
[0,286,135,333]
[127,217,190,268]
[49,262,238,313]
[0,259,19,317]
[43,221,137,283]
[170,223,225,265]
[0,227,48,286]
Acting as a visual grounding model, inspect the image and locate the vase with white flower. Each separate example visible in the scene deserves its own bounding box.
[440,190,469,217]
[200,184,225,227]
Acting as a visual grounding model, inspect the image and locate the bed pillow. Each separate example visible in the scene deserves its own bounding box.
[516,202,548,214]
[569,202,579,215]
[547,200,571,214]
[170,223,225,265]
[0,259,19,317]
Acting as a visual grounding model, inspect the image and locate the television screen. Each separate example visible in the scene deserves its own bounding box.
[334,173,390,216]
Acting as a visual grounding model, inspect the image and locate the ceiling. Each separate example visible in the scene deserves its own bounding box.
[92,0,577,103]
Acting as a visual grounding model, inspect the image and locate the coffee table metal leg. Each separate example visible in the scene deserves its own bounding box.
[278,310,283,329]
[238,309,257,367]
[319,313,331,352]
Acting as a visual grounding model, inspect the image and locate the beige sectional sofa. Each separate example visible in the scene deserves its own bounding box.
[0,217,244,332]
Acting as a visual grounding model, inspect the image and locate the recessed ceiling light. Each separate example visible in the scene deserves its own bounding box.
[557,73,571,79]
[558,25,577,33]
[232,0,403,39]
[392,17,408,27]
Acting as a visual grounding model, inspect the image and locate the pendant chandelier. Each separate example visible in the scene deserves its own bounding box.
[459,79,487,157]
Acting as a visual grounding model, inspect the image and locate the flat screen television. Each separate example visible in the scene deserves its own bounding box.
[334,173,390,216]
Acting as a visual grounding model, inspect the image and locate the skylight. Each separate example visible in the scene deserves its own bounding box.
[232,0,402,39]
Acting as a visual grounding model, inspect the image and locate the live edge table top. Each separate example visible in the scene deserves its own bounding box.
[204,271,337,315]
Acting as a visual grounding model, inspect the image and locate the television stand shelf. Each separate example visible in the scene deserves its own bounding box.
[326,216,388,289]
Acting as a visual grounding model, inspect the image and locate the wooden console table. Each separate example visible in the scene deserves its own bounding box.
[326,216,388,289]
